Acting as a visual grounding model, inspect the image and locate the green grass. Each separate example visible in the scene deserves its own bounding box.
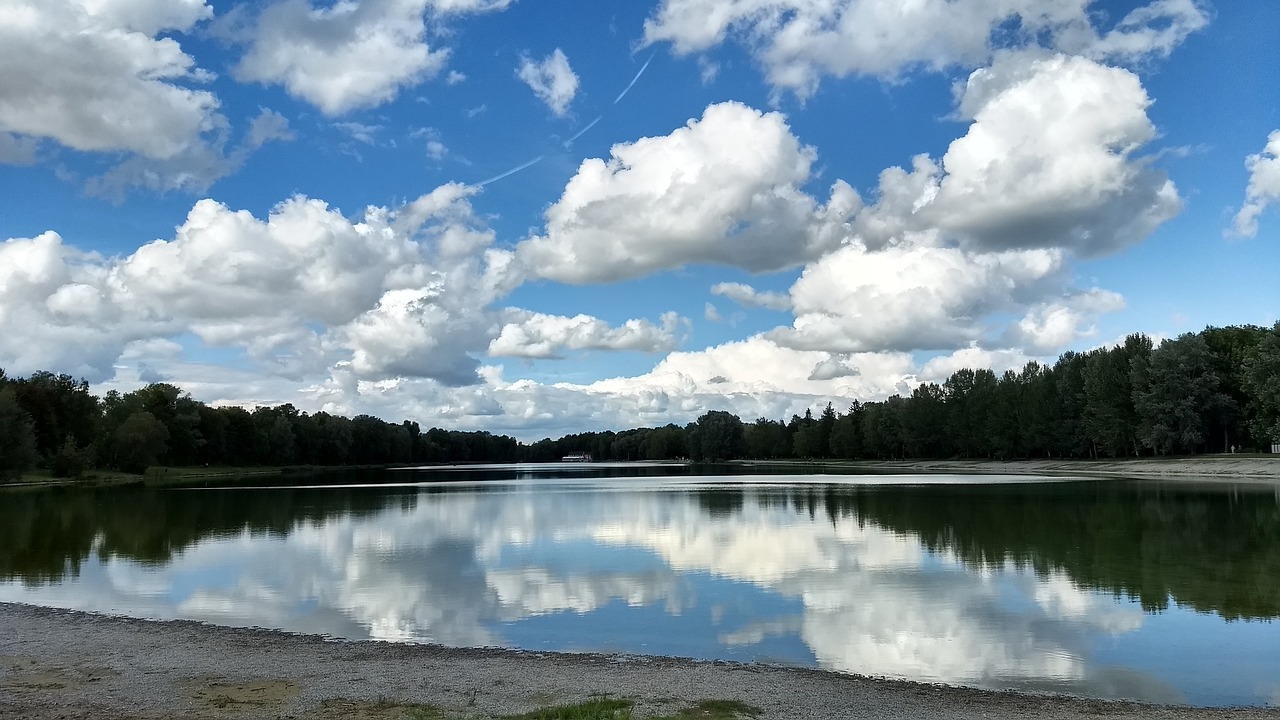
[505,697,633,720]
[7,467,144,487]
[500,697,761,720]
[664,700,761,718]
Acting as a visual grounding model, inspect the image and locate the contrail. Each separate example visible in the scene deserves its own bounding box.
[476,153,545,184]
[613,53,655,104]
[563,115,603,148]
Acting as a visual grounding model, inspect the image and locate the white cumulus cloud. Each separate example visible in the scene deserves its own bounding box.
[489,310,685,359]
[0,0,288,194]
[711,282,791,311]
[643,0,1207,99]
[516,48,580,117]
[0,0,216,159]
[1231,130,1280,238]
[516,101,856,283]
[234,0,508,115]
[769,244,1067,353]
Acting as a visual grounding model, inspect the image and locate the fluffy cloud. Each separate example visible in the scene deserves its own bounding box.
[0,184,519,385]
[753,54,1169,358]
[0,2,297,196]
[643,0,1207,98]
[1003,290,1126,354]
[0,0,216,159]
[710,282,791,311]
[918,347,1037,384]
[517,102,856,283]
[930,52,1180,257]
[770,244,1067,353]
[850,52,1179,258]
[516,49,580,117]
[587,336,915,420]
[1231,130,1280,238]
[0,232,157,379]
[235,0,509,115]
[489,310,684,358]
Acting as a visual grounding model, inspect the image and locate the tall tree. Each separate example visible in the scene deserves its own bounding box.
[987,370,1023,460]
[903,383,948,458]
[745,418,789,459]
[829,402,864,459]
[1134,334,1234,455]
[1242,322,1280,447]
[110,411,170,473]
[0,388,38,480]
[1053,352,1091,457]
[688,410,746,461]
[1082,334,1151,457]
[7,371,98,461]
[1203,325,1271,450]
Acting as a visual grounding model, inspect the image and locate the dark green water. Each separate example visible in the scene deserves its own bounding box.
[2,465,1278,706]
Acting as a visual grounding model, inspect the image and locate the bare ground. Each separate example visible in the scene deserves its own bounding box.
[2,604,1278,720]
[844,456,1280,481]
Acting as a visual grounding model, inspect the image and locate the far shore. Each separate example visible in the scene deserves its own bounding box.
[3,603,1278,720]
[5,454,1279,490]
[788,455,1280,481]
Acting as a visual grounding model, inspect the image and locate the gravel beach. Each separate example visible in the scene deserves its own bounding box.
[855,456,1280,481]
[3,603,1278,720]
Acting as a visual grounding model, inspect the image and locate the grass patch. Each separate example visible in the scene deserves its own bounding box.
[6,468,144,488]
[662,699,761,718]
[505,697,633,720]
[318,698,444,719]
[499,697,760,720]
[406,705,445,720]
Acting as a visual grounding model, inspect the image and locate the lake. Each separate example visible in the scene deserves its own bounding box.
[2,464,1278,707]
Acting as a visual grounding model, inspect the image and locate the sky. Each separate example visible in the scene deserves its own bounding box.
[0,0,1277,441]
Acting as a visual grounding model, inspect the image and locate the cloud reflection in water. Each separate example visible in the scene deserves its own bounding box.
[4,479,1270,705]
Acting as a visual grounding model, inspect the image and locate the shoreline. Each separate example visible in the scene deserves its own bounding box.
[6,455,1278,492]
[3,604,1278,719]
[835,456,1280,481]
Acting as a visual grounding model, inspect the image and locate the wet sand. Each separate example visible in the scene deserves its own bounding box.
[3,604,1278,720]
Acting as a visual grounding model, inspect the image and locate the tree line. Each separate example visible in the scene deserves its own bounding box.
[1,323,1278,479]
[536,324,1280,462]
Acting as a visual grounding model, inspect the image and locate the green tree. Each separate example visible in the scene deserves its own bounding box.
[688,410,746,461]
[829,402,864,459]
[7,371,99,462]
[110,411,170,473]
[745,418,789,459]
[50,435,88,478]
[1017,361,1058,457]
[1134,334,1234,455]
[0,388,39,480]
[642,424,686,460]
[129,384,204,465]
[1242,322,1280,447]
[1053,351,1091,457]
[903,383,948,458]
[987,370,1023,460]
[1082,335,1151,457]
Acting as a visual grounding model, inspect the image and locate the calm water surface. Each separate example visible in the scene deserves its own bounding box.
[3,465,1278,707]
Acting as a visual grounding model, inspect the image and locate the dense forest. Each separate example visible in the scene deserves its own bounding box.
[1,323,1278,479]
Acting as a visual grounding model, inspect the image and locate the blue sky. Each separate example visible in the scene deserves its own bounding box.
[1,0,1277,439]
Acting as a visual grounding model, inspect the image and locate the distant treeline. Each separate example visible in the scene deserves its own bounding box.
[1,324,1278,479]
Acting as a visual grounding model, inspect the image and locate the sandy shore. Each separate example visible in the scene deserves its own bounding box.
[3,604,1278,720]
[845,456,1280,481]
